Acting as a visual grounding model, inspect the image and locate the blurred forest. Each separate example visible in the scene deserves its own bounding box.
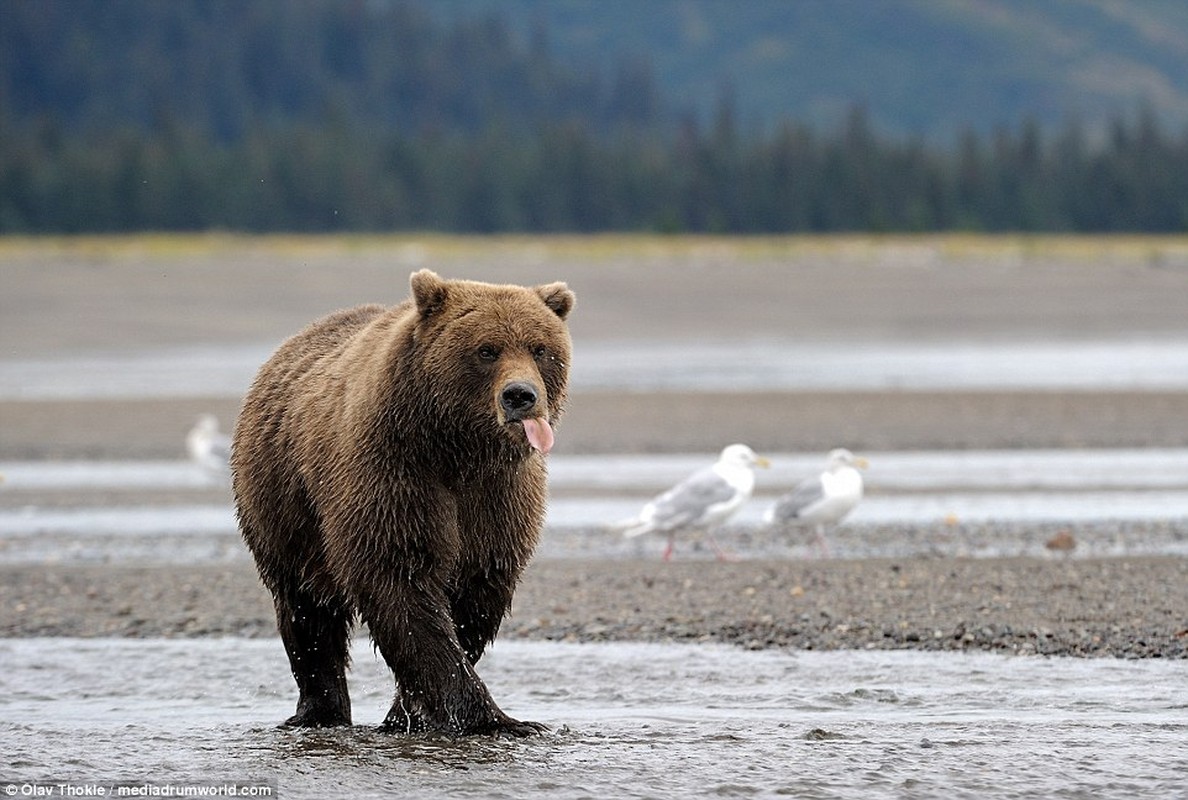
[2,0,1187,234]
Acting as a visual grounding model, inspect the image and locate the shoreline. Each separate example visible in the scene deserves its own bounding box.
[3,557,1185,659]
[4,237,1188,662]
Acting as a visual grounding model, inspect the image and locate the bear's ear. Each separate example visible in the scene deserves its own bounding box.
[536,282,575,320]
[410,269,448,320]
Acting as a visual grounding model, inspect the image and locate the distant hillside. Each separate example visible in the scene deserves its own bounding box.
[431,0,1188,141]
[3,0,1186,234]
[8,0,1187,142]
[0,0,668,139]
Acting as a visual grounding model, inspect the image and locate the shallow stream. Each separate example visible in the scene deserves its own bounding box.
[3,638,1185,799]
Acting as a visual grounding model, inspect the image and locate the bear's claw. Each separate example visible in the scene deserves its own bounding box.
[378,710,547,738]
[281,710,351,729]
[491,718,549,738]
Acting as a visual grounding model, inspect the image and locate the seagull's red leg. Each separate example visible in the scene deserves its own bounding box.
[709,531,738,562]
[662,535,675,561]
[814,525,832,559]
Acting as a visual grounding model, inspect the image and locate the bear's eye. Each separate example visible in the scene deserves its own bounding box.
[532,344,549,361]
[476,344,500,362]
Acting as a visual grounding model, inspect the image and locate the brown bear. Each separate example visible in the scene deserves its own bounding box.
[231,269,574,737]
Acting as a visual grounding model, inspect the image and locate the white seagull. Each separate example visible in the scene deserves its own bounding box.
[764,448,868,557]
[186,413,232,480]
[619,443,770,561]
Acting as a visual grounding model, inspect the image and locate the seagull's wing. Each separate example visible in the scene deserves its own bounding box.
[623,466,737,537]
[767,475,826,523]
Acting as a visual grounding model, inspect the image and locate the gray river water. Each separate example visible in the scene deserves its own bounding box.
[5,338,1188,399]
[2,638,1186,799]
[4,340,1188,797]
[3,449,1187,564]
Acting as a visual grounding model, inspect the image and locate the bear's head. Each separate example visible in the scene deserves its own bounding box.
[409,269,574,455]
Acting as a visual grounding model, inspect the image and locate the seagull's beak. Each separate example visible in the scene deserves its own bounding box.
[854,456,870,469]
[754,455,772,469]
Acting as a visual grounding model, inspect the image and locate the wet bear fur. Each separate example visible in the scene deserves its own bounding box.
[231,269,574,737]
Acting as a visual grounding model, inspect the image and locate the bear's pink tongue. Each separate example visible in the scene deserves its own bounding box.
[521,417,554,454]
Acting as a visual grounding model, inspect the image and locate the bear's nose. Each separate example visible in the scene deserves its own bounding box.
[500,381,539,419]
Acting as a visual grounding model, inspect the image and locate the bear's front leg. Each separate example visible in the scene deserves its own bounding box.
[273,584,354,728]
[450,569,517,665]
[361,583,545,738]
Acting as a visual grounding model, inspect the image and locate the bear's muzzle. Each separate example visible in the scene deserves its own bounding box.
[499,381,539,420]
[499,381,553,454]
